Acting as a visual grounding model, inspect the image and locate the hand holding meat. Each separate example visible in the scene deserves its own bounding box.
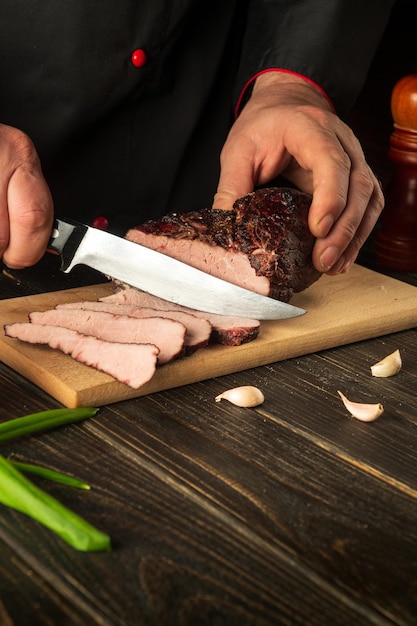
[213,73,384,275]
[0,124,53,269]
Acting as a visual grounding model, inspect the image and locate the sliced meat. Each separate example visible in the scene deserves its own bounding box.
[28,309,186,365]
[100,288,260,346]
[55,301,212,354]
[4,323,159,389]
[125,187,321,303]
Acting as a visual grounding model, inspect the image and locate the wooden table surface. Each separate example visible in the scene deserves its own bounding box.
[2,5,416,624]
[0,249,417,626]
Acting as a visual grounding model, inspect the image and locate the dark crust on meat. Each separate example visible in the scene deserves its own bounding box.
[134,187,321,302]
[211,325,259,346]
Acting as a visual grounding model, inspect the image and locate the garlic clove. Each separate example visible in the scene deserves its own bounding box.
[370,349,402,377]
[337,390,384,422]
[215,385,265,407]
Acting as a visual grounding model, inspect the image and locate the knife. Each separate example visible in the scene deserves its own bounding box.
[48,218,306,320]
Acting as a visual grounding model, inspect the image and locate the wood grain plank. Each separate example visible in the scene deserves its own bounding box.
[0,383,417,625]
[0,535,114,626]
[0,266,416,624]
[0,264,416,407]
[2,438,396,626]
[259,332,417,492]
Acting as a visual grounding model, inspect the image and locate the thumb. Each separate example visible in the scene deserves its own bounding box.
[4,167,53,269]
[212,141,255,210]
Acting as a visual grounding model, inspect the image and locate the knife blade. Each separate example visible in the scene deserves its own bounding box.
[48,218,306,320]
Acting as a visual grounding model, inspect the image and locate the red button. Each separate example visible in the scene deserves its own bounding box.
[131,48,147,68]
[92,216,109,230]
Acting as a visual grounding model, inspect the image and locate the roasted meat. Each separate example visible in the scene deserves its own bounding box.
[125,187,321,303]
[28,309,186,364]
[4,323,159,388]
[100,289,261,346]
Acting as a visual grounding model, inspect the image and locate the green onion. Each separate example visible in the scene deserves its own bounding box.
[9,460,90,490]
[0,456,111,552]
[0,407,98,442]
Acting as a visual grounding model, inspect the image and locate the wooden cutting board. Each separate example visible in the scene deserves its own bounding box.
[0,264,416,408]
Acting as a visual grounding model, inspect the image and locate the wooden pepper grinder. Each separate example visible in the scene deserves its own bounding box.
[375,74,417,271]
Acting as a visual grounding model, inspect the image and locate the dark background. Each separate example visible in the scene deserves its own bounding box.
[347,0,416,187]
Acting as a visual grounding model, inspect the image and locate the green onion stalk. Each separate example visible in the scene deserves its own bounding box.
[0,407,111,552]
[0,407,99,442]
[10,460,91,489]
[0,457,110,551]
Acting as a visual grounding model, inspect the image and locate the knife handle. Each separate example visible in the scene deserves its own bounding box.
[48,218,88,271]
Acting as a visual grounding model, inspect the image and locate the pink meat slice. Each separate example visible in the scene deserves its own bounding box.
[4,323,159,389]
[55,301,212,354]
[28,309,186,365]
[126,229,271,295]
[99,288,260,346]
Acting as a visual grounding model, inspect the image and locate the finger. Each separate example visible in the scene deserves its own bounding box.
[212,132,257,210]
[282,115,375,245]
[0,149,11,258]
[308,121,376,229]
[302,121,381,272]
[312,169,383,273]
[3,167,53,269]
[0,179,10,260]
[295,129,352,239]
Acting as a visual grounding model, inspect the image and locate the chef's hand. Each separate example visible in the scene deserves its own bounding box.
[0,123,53,269]
[213,72,384,275]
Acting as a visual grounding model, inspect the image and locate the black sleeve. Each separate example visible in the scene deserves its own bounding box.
[235,0,396,117]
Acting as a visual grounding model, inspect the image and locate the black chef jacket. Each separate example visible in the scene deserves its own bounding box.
[0,0,394,233]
